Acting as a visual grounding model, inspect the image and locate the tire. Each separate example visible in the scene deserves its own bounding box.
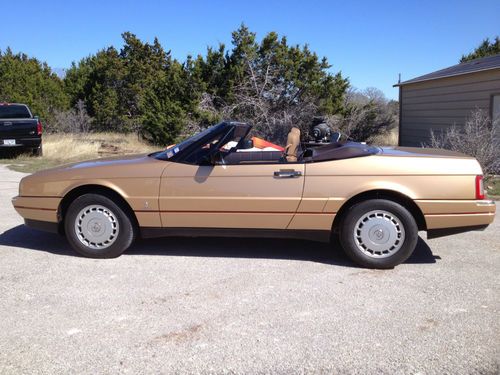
[31,145,43,157]
[339,199,418,269]
[64,193,136,258]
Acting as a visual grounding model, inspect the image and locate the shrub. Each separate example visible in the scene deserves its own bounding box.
[428,109,500,176]
[49,100,92,133]
[326,87,398,142]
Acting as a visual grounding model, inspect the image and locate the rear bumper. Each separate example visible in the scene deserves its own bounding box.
[0,137,41,148]
[416,199,496,232]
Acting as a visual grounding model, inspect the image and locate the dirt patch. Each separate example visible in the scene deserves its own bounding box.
[418,318,439,331]
[153,324,203,344]
[98,142,122,155]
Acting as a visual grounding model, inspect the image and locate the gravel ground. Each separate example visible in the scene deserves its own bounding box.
[0,165,499,374]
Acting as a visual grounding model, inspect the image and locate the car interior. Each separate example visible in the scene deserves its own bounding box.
[217,124,378,165]
[158,121,379,166]
[221,126,302,165]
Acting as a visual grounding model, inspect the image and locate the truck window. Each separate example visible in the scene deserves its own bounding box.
[0,105,32,119]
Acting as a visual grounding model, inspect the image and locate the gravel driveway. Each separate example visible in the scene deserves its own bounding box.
[0,165,498,374]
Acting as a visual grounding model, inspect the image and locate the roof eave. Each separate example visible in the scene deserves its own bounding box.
[393,65,500,87]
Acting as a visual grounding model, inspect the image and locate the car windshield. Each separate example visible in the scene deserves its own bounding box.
[0,104,32,119]
[153,123,226,160]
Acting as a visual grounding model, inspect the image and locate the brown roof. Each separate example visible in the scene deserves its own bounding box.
[394,53,500,87]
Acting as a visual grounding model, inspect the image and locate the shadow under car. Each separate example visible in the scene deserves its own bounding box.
[0,224,440,267]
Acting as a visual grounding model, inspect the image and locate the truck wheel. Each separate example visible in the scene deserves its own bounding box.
[32,145,43,157]
[64,193,136,258]
[339,199,418,269]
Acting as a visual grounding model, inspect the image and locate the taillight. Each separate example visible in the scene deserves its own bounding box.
[475,175,485,200]
[37,119,42,136]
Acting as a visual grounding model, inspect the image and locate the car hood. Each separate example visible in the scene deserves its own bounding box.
[30,153,168,180]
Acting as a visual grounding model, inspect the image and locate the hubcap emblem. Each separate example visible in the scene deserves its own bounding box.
[353,210,405,258]
[91,222,102,233]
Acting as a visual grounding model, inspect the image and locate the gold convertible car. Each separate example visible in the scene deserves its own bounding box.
[12,121,496,268]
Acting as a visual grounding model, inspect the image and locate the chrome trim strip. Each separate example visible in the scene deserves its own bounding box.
[476,200,496,206]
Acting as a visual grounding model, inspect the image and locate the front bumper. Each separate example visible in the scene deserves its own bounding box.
[12,195,61,224]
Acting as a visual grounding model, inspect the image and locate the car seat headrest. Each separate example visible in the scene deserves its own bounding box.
[285,127,301,162]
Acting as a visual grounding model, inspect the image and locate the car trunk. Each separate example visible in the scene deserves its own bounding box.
[381,146,472,159]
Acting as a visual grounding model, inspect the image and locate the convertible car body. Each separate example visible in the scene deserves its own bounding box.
[12,121,496,268]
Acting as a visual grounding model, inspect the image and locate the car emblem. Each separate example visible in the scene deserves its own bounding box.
[91,222,102,233]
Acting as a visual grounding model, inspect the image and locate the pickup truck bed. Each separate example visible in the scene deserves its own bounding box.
[0,103,42,156]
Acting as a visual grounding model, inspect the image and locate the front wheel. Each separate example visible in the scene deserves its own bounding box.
[339,199,418,269]
[64,193,136,258]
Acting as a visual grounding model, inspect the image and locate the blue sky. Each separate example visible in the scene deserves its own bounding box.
[1,0,498,99]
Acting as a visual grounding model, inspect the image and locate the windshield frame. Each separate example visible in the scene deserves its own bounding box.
[154,122,228,162]
[153,121,253,165]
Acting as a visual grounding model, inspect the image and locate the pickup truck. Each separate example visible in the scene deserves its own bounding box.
[0,103,43,156]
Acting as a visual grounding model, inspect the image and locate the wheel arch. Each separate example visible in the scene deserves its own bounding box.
[57,184,139,234]
[332,189,426,233]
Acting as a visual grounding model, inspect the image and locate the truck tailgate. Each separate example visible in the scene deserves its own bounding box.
[0,119,38,138]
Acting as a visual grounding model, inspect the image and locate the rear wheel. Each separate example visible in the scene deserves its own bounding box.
[64,193,136,258]
[339,199,418,269]
[31,145,43,157]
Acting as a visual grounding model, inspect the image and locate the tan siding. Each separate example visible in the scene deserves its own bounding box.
[402,87,497,103]
[402,98,489,110]
[401,79,500,99]
[401,123,463,131]
[400,68,500,146]
[402,108,489,118]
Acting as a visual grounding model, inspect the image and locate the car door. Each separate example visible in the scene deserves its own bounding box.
[159,162,305,229]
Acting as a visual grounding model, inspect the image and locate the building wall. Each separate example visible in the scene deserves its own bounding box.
[399,69,500,146]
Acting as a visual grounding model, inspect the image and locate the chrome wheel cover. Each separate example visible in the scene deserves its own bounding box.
[74,205,119,249]
[353,210,405,258]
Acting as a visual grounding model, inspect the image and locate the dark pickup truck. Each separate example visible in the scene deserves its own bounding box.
[0,103,42,156]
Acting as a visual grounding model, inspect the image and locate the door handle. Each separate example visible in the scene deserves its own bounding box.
[274,169,302,178]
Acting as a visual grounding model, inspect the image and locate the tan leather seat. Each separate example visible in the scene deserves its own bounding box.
[285,127,301,162]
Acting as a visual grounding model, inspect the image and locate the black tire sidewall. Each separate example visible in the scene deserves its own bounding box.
[64,193,135,258]
[340,199,418,269]
[30,145,42,156]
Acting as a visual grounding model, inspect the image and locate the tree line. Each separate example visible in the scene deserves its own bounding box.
[1,25,400,145]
